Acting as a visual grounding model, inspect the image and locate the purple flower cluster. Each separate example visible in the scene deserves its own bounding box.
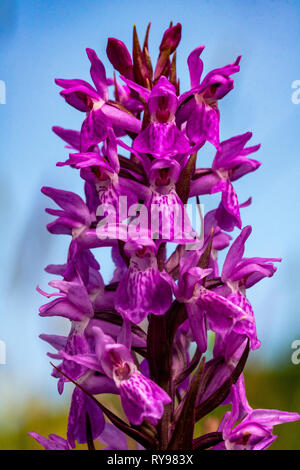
[30,23,300,450]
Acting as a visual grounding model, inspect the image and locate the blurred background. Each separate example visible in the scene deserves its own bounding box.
[0,0,299,449]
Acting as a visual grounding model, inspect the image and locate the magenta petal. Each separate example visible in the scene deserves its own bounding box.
[102,103,141,134]
[60,85,99,112]
[46,219,74,235]
[80,109,109,152]
[197,288,242,333]
[186,303,207,354]
[230,258,280,288]
[55,77,95,91]
[247,409,300,428]
[98,422,128,450]
[222,226,252,280]
[106,38,134,80]
[60,283,93,316]
[228,291,260,350]
[29,432,71,450]
[187,46,205,88]
[86,48,108,101]
[214,202,237,232]
[133,122,190,158]
[231,158,261,181]
[225,422,274,450]
[52,126,81,150]
[59,351,102,373]
[148,76,177,120]
[41,186,91,225]
[119,372,171,425]
[39,333,67,352]
[148,190,194,242]
[39,298,86,321]
[220,181,241,228]
[67,387,105,447]
[212,132,253,169]
[81,373,118,395]
[115,267,173,324]
[186,102,220,148]
[189,172,220,197]
[119,75,151,101]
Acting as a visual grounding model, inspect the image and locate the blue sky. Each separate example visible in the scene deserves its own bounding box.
[0,0,300,407]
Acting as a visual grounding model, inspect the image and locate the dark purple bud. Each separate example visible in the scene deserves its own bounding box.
[154,23,182,80]
[106,38,134,80]
[159,23,182,53]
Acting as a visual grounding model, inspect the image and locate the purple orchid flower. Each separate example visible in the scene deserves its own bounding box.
[61,326,171,426]
[56,48,141,151]
[190,132,261,229]
[57,130,144,214]
[114,235,173,324]
[214,376,300,450]
[220,225,282,294]
[173,252,257,354]
[177,47,241,149]
[121,75,190,159]
[37,276,93,393]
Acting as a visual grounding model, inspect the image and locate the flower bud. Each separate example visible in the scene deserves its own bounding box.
[159,23,182,53]
[106,38,134,80]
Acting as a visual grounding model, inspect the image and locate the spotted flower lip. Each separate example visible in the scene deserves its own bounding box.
[148,77,178,122]
[121,75,190,158]
[34,22,299,452]
[114,236,173,324]
[133,120,190,159]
